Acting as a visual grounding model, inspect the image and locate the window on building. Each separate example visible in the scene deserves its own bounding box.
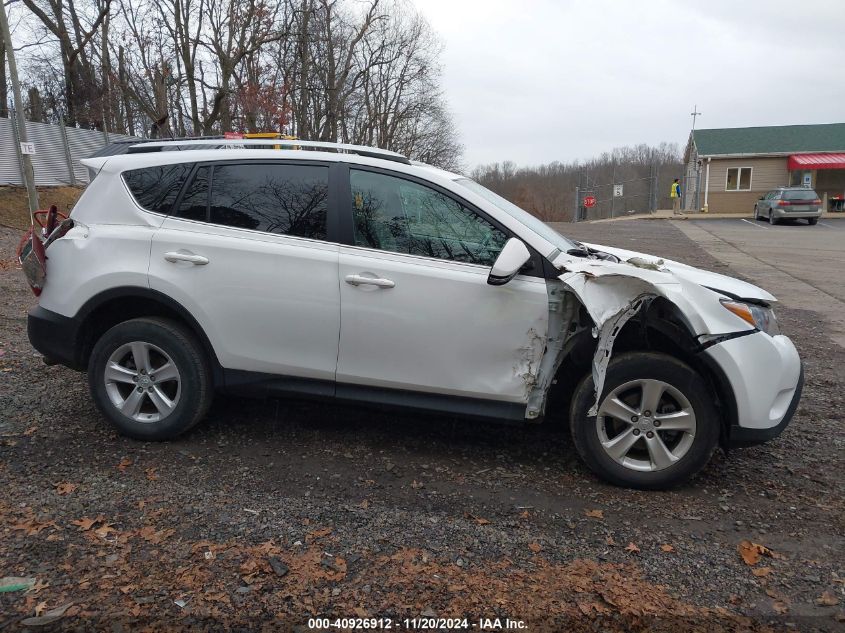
[206,163,328,240]
[123,164,192,214]
[350,169,508,266]
[725,167,752,191]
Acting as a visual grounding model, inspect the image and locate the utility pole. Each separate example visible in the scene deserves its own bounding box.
[0,2,39,217]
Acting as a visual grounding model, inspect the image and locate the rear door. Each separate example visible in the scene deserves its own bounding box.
[334,167,548,405]
[149,160,341,386]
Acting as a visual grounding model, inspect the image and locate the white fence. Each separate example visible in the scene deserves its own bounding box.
[1,113,139,187]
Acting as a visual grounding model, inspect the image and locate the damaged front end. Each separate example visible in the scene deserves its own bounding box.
[524,244,767,421]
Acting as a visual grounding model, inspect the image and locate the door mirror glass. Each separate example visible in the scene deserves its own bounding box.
[487,238,531,286]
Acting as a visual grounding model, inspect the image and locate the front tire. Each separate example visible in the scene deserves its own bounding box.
[808,217,818,225]
[569,352,719,490]
[88,317,212,440]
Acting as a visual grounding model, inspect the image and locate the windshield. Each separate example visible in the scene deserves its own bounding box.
[454,178,576,251]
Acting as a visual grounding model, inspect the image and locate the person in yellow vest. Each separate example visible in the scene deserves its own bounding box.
[670,178,683,215]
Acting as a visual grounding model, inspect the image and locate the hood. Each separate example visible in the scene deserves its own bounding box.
[579,242,776,303]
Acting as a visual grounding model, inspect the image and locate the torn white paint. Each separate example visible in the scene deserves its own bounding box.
[552,247,761,415]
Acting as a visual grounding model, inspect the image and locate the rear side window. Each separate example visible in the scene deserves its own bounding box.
[783,189,818,201]
[175,166,210,221]
[123,164,191,214]
[190,163,329,240]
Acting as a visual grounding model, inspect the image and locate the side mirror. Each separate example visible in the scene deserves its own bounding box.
[487,238,531,286]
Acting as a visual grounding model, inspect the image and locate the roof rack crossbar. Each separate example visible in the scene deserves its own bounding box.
[126,138,411,164]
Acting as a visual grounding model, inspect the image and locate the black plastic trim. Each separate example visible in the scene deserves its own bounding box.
[27,305,82,369]
[222,368,526,422]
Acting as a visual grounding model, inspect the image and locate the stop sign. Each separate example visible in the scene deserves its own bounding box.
[583,195,597,208]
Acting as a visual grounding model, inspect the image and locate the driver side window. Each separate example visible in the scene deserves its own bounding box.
[350,169,508,266]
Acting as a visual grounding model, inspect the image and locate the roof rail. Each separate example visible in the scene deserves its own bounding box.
[126,138,411,164]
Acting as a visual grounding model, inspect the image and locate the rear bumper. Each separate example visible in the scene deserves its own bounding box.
[703,331,803,448]
[27,305,85,370]
[772,208,822,219]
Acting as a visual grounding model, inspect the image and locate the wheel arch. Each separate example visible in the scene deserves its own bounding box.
[74,286,224,386]
[549,296,738,444]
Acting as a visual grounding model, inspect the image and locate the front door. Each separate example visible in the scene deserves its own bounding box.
[336,168,548,405]
[149,161,340,383]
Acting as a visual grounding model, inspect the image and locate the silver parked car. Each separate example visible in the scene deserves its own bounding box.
[754,187,822,225]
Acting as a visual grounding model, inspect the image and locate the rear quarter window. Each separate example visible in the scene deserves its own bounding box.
[122,164,192,214]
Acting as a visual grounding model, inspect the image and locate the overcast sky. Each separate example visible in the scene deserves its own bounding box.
[413,0,845,168]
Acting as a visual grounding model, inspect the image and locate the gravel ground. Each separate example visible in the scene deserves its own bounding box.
[1,221,843,631]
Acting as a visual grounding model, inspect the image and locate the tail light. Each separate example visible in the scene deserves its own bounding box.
[16,207,74,297]
[777,200,792,206]
[813,199,821,205]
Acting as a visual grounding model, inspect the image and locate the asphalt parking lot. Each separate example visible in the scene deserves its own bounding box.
[1,220,844,630]
[674,217,845,349]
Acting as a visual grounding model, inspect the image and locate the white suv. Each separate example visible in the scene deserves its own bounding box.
[23,139,803,489]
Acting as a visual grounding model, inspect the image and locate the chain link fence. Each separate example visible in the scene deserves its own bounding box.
[1,110,139,187]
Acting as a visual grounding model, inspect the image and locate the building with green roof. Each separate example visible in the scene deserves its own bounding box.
[683,123,845,214]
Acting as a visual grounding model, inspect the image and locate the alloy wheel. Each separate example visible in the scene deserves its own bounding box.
[595,379,696,472]
[103,341,181,423]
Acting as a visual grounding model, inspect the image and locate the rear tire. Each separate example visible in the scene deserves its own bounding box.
[753,205,759,220]
[569,352,720,490]
[808,217,818,226]
[768,211,778,225]
[88,317,212,440]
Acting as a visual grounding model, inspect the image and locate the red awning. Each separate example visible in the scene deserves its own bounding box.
[788,153,845,170]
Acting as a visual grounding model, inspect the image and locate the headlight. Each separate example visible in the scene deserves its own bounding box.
[720,299,780,336]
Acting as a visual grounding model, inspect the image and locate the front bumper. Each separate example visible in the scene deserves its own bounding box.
[27,305,85,370]
[703,331,803,448]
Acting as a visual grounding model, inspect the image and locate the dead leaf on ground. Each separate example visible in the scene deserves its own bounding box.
[466,514,490,526]
[22,602,73,627]
[71,515,104,531]
[54,482,78,495]
[93,523,117,538]
[772,600,789,615]
[738,539,779,565]
[117,457,132,472]
[816,591,839,606]
[359,499,369,509]
[584,509,604,519]
[410,480,424,489]
[11,517,58,536]
[528,542,542,553]
[625,542,641,554]
[752,567,773,578]
[137,526,175,544]
[144,467,159,481]
[605,535,616,546]
[660,544,675,553]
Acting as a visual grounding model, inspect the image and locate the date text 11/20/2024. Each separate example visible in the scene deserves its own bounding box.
[307,617,528,630]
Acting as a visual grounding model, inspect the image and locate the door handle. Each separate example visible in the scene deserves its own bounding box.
[164,251,209,265]
[344,274,395,288]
